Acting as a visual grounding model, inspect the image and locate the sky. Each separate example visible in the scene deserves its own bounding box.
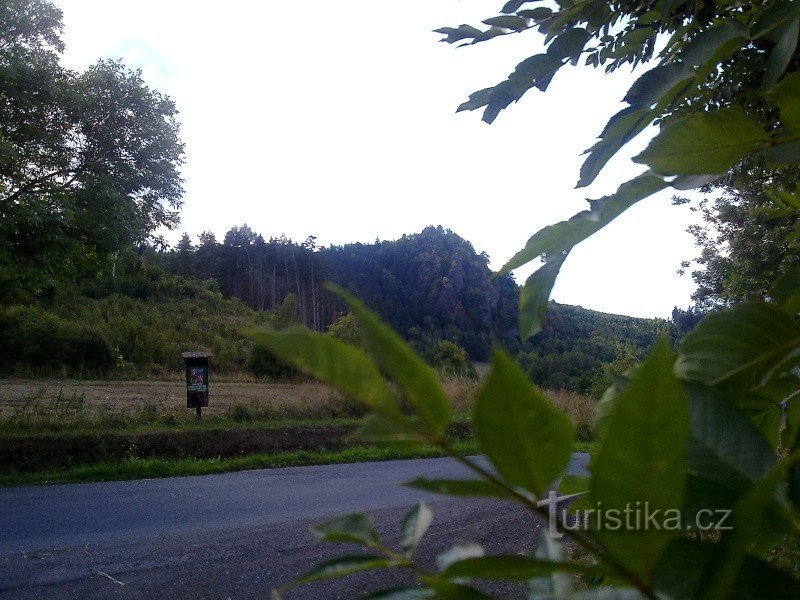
[54,0,706,318]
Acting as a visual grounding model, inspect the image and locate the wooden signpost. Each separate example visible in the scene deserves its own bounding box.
[182,351,212,417]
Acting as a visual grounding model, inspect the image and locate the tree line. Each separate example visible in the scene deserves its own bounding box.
[152,224,668,394]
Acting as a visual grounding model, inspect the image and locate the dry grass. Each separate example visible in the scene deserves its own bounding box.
[444,377,597,440]
[0,377,598,439]
[0,379,340,417]
[0,379,366,432]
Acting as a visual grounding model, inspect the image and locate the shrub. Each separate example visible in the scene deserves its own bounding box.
[433,340,477,378]
[247,342,299,379]
[0,306,115,374]
[327,312,363,347]
[228,403,254,422]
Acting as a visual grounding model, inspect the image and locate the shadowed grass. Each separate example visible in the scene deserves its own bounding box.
[1,440,597,488]
[0,441,480,487]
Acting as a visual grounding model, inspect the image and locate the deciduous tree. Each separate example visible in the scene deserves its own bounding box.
[0,0,184,297]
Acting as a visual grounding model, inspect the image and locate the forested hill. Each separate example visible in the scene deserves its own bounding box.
[156,225,520,360]
[1,224,668,392]
[322,227,520,359]
[524,303,667,394]
[152,225,668,391]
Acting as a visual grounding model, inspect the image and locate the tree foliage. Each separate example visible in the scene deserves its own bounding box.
[434,0,800,337]
[679,186,800,310]
[0,0,184,297]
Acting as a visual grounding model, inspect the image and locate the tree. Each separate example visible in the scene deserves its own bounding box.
[679,187,800,310]
[174,233,194,278]
[327,312,363,348]
[260,2,800,598]
[0,0,184,297]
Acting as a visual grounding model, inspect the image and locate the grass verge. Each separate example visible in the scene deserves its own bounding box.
[0,442,478,487]
[0,441,597,487]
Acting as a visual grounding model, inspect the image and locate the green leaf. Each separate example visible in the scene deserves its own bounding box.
[511,53,563,84]
[436,543,484,571]
[790,428,800,511]
[762,12,800,90]
[762,138,800,164]
[623,63,694,108]
[634,108,770,176]
[681,19,749,67]
[580,69,699,187]
[520,7,553,21]
[311,513,380,547]
[578,107,653,187]
[750,405,783,448]
[435,24,482,44]
[478,54,563,124]
[287,554,394,587]
[353,413,426,447]
[473,350,574,496]
[653,537,800,599]
[752,1,800,39]
[502,173,668,273]
[696,453,800,598]
[519,252,567,339]
[546,28,591,60]
[766,187,800,210]
[684,382,776,483]
[399,502,433,556]
[249,327,400,418]
[471,27,507,45]
[557,474,592,513]
[590,339,689,580]
[767,71,800,132]
[675,302,800,395]
[405,477,511,498]
[332,286,452,439]
[440,555,605,580]
[457,87,493,113]
[482,15,529,31]
[784,397,800,450]
[501,0,528,13]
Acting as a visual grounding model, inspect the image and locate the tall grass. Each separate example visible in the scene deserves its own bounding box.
[0,385,367,434]
[2,377,597,440]
[443,376,597,441]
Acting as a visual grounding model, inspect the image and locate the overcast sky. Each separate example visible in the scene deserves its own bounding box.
[54,0,705,318]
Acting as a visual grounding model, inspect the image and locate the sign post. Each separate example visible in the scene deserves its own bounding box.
[182,352,212,418]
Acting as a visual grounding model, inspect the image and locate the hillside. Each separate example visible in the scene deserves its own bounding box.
[1,226,668,392]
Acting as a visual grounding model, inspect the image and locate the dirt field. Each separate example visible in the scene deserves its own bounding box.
[0,377,594,437]
[0,379,339,418]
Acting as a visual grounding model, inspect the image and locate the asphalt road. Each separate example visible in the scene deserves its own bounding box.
[0,454,589,599]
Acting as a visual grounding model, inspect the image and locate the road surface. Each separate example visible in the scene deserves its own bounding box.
[0,454,589,599]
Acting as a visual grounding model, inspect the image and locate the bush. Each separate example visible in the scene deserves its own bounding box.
[248,342,299,379]
[228,404,254,422]
[432,340,477,378]
[327,312,363,347]
[0,306,116,374]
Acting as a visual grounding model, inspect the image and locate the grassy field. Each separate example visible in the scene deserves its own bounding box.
[0,377,598,486]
